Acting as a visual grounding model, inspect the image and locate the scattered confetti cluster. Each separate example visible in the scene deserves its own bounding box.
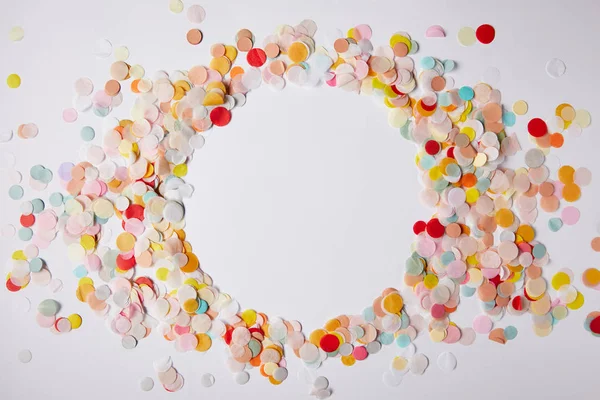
[457,24,496,47]
[1,4,598,395]
[154,356,184,392]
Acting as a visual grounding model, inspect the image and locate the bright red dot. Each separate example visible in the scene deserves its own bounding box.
[413,220,427,235]
[210,107,232,127]
[590,316,600,334]
[20,214,35,228]
[246,48,267,67]
[320,334,340,352]
[476,24,496,44]
[424,140,441,155]
[426,218,445,239]
[447,146,455,159]
[528,118,548,137]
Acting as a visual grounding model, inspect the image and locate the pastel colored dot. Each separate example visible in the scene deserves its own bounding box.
[9,185,24,200]
[7,74,21,88]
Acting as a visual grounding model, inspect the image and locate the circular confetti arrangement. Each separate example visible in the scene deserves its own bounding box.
[1,14,597,394]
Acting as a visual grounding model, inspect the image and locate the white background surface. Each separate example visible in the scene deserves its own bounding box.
[1,0,600,399]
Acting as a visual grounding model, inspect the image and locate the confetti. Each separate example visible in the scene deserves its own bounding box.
[513,100,528,115]
[169,0,184,13]
[187,4,206,23]
[140,377,154,392]
[9,26,24,41]
[582,268,600,289]
[476,24,496,44]
[425,25,446,38]
[546,58,566,78]
[0,128,13,142]
[1,15,596,394]
[18,349,32,363]
[94,38,112,58]
[114,46,130,61]
[457,27,476,46]
[187,29,203,45]
[583,312,600,336]
[154,357,184,392]
[436,352,457,373]
[200,373,215,387]
[7,73,21,88]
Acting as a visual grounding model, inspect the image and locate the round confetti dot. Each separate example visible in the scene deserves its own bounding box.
[528,118,548,137]
[94,38,112,58]
[80,126,95,141]
[122,335,137,349]
[247,48,267,67]
[18,349,32,363]
[476,24,495,44]
[114,46,130,61]
[200,373,215,387]
[583,268,600,288]
[513,100,528,115]
[0,128,13,143]
[9,26,24,41]
[169,0,184,13]
[235,371,250,385]
[210,107,231,126]
[458,86,474,101]
[7,74,21,88]
[313,376,329,390]
[67,314,83,329]
[187,5,206,23]
[561,206,580,225]
[140,377,154,392]
[504,326,518,340]
[473,315,493,334]
[187,29,203,45]
[546,58,566,78]
[9,185,24,200]
[437,352,457,373]
[409,353,429,375]
[457,27,476,47]
[62,108,78,123]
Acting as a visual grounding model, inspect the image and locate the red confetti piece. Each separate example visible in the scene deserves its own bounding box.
[426,218,445,239]
[246,48,267,67]
[446,146,455,159]
[590,316,600,334]
[116,254,136,270]
[210,107,232,127]
[476,24,495,44]
[124,204,145,221]
[6,279,21,292]
[319,334,340,352]
[424,140,441,155]
[512,296,525,311]
[528,118,548,137]
[413,220,427,235]
[223,327,234,345]
[20,214,35,228]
